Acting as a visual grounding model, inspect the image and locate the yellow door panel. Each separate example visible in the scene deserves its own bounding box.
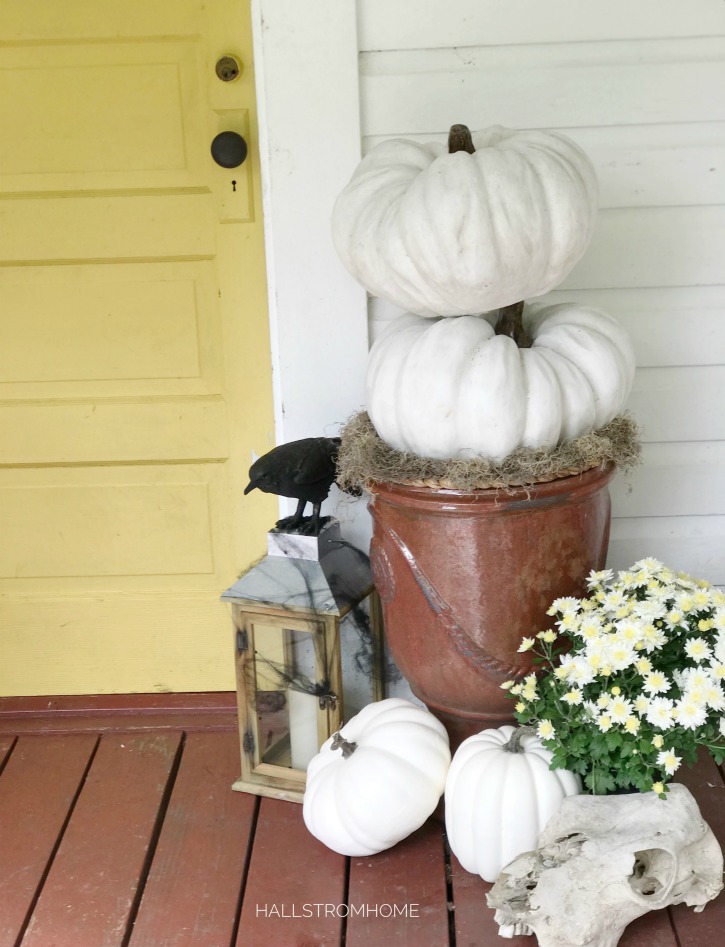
[0,262,225,400]
[2,593,238,695]
[0,400,229,465]
[0,0,275,696]
[0,465,230,590]
[0,193,217,264]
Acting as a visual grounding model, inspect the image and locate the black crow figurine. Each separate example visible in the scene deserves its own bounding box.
[244,437,341,535]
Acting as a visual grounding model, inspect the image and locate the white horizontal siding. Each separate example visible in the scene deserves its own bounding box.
[359,39,725,134]
[609,517,725,585]
[610,443,725,518]
[356,2,725,583]
[357,0,725,50]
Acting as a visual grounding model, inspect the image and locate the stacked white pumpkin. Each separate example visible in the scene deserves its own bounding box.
[304,126,635,878]
[332,123,635,463]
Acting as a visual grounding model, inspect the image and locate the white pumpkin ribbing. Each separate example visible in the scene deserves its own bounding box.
[332,126,598,317]
[365,303,635,462]
[302,698,451,857]
[445,726,582,882]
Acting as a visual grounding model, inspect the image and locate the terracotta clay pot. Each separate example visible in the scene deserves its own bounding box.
[369,464,616,752]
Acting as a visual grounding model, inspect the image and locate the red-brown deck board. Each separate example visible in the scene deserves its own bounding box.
[0,734,98,946]
[128,731,258,947]
[347,820,450,946]
[238,797,346,946]
[0,696,723,946]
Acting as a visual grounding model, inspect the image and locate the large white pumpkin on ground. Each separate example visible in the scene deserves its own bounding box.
[445,726,582,882]
[332,124,598,317]
[366,302,635,462]
[303,698,451,857]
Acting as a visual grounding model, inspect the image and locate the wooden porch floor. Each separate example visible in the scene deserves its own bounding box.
[1,696,725,947]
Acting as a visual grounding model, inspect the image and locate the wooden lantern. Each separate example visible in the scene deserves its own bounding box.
[221,520,385,802]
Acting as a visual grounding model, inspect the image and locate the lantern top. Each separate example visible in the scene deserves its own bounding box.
[221,520,373,617]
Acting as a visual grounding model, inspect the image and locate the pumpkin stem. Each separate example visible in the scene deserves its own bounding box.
[331,730,357,759]
[495,300,532,348]
[448,124,476,155]
[503,725,537,753]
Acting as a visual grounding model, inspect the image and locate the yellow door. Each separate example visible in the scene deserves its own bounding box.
[0,0,276,695]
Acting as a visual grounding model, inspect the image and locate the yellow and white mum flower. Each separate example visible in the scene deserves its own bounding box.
[693,589,713,609]
[609,696,633,724]
[675,698,707,730]
[518,637,536,652]
[549,596,581,615]
[633,557,664,574]
[645,697,675,729]
[656,748,682,775]
[635,656,653,675]
[634,694,650,715]
[597,714,613,732]
[615,621,641,644]
[685,638,711,663]
[562,689,584,706]
[634,599,667,621]
[643,671,671,695]
[677,594,695,613]
[537,719,555,740]
[624,716,641,735]
[680,667,711,691]
[604,641,636,671]
[586,568,614,589]
[556,611,581,633]
[704,683,725,711]
[580,617,604,639]
[652,734,664,749]
[602,589,626,611]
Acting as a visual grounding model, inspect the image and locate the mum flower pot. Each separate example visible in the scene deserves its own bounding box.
[368,464,616,751]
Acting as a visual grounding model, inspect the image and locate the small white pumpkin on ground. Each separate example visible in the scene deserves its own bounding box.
[366,301,635,462]
[303,698,451,857]
[445,725,582,883]
[332,123,597,317]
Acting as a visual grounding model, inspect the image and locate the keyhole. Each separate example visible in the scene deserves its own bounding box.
[231,180,237,192]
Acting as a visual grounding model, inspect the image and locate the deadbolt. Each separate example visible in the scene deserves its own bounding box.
[216,56,242,82]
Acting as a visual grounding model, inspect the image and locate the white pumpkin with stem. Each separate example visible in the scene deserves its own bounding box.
[366,300,635,462]
[303,698,451,857]
[332,124,598,317]
[445,725,582,882]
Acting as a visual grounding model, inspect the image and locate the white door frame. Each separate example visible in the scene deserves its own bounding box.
[250,0,371,543]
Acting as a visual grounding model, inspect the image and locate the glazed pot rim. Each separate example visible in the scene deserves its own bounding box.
[368,462,616,511]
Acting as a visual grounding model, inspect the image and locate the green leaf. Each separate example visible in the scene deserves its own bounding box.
[605,730,624,752]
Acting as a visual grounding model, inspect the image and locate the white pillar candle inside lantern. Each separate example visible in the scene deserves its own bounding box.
[288,688,320,770]
[221,519,386,803]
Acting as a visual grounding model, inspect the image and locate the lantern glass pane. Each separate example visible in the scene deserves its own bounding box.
[340,595,378,720]
[252,623,322,771]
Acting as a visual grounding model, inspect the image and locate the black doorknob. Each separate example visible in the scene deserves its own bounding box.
[211,131,248,168]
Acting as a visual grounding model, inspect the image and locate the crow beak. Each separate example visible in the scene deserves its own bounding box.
[243,481,255,495]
